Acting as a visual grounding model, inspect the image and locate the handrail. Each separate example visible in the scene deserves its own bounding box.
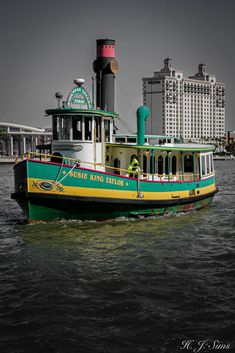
[20,152,214,181]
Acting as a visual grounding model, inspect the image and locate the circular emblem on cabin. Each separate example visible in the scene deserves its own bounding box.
[32,180,64,193]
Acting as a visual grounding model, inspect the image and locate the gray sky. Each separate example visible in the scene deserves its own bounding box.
[0,0,234,131]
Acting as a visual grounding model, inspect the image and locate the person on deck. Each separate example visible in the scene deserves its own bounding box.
[128,156,140,178]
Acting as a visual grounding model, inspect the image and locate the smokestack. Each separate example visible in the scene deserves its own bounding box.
[93,39,119,112]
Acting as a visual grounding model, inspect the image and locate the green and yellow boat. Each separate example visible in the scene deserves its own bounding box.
[11,39,217,222]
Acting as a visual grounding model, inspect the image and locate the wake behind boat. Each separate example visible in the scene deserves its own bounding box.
[11,39,218,222]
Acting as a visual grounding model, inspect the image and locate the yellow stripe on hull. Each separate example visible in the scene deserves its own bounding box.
[28,178,217,201]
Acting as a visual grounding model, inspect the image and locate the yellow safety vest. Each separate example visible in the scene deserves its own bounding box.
[128,158,140,175]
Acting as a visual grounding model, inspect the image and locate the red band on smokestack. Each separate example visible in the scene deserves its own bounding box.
[97,45,115,58]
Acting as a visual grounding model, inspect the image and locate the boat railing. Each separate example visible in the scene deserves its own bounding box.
[139,172,200,182]
[20,152,202,182]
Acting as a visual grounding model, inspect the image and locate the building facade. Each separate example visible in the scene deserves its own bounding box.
[0,122,52,157]
[143,59,225,141]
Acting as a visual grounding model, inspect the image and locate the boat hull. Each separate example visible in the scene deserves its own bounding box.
[11,159,218,222]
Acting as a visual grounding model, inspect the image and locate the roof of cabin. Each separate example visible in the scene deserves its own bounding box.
[45,108,119,119]
[107,142,215,152]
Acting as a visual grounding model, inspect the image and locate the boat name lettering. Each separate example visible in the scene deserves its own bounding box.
[105,177,124,186]
[69,171,124,186]
[90,174,104,182]
[69,171,88,179]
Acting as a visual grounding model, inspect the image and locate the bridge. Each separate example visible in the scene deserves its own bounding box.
[0,122,52,159]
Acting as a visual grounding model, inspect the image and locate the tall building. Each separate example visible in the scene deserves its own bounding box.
[143,59,225,140]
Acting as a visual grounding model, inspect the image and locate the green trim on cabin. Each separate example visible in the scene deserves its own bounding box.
[45,108,119,119]
[106,143,215,153]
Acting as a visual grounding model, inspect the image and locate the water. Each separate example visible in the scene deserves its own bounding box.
[0,162,234,353]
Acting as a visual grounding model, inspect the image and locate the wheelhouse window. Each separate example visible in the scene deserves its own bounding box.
[53,116,59,140]
[104,119,111,142]
[95,116,101,142]
[84,117,92,141]
[73,116,82,140]
[60,117,70,140]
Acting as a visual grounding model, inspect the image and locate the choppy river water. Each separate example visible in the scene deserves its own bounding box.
[0,161,234,353]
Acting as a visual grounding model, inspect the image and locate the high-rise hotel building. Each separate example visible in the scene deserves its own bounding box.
[143,58,225,140]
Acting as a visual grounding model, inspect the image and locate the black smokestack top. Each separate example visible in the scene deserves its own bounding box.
[93,39,119,112]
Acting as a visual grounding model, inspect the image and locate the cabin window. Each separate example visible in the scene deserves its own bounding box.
[104,119,111,142]
[198,157,200,176]
[184,155,194,173]
[210,153,214,172]
[201,155,206,176]
[165,156,169,175]
[158,155,163,175]
[84,117,92,141]
[115,137,125,143]
[127,137,136,143]
[206,154,210,174]
[114,158,120,175]
[53,116,59,140]
[95,117,101,142]
[143,155,147,174]
[61,117,70,140]
[73,116,82,140]
[200,153,214,177]
[172,156,177,174]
